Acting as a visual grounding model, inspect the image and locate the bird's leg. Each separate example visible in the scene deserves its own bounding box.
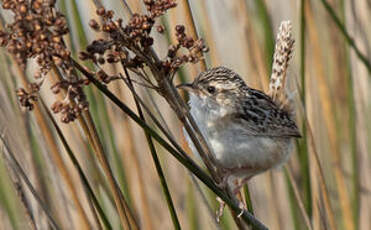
[216,175,251,221]
[234,189,246,218]
[215,173,231,222]
[231,178,252,218]
[222,178,248,219]
[232,176,251,195]
[216,197,225,223]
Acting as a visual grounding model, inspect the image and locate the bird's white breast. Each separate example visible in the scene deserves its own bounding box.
[185,94,293,178]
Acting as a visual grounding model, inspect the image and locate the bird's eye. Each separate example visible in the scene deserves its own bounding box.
[207,86,216,94]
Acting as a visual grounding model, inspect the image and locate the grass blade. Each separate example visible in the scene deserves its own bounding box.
[124,69,181,229]
[39,99,112,230]
[73,59,269,230]
[320,0,371,74]
[0,136,61,230]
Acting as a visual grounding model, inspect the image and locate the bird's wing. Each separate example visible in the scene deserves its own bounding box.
[231,88,301,137]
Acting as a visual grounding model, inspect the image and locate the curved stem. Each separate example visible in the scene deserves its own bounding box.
[73,60,269,230]
[320,0,371,74]
[125,68,182,230]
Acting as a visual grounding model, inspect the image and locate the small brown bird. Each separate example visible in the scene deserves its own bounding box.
[179,21,299,196]
[180,66,300,192]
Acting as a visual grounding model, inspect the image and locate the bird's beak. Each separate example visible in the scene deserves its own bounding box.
[176,83,197,93]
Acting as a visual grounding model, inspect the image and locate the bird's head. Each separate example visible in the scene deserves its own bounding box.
[177,66,247,109]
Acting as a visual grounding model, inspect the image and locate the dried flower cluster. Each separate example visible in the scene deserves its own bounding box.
[143,0,177,17]
[1,0,208,122]
[15,82,41,111]
[162,25,208,73]
[47,79,89,123]
[50,79,90,123]
[0,0,88,123]
[81,0,208,86]
[80,6,163,71]
[0,0,69,74]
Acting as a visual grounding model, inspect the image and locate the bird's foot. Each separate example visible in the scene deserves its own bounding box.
[232,176,251,195]
[237,201,247,218]
[216,197,225,223]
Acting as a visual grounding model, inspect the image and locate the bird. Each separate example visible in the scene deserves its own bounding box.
[178,66,301,196]
[178,21,298,221]
[178,21,298,196]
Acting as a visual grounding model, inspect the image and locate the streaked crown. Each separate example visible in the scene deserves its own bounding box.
[191,66,248,98]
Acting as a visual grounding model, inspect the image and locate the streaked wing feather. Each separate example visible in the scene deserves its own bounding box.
[233,88,301,137]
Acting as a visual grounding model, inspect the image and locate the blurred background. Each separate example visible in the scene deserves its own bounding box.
[0,0,370,229]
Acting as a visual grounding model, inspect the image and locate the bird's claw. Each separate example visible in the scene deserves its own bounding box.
[237,209,244,218]
[216,197,225,223]
[237,200,247,218]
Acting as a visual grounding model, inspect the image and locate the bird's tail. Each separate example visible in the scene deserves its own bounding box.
[268,21,295,111]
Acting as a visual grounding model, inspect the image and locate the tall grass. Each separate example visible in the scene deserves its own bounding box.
[0,0,370,230]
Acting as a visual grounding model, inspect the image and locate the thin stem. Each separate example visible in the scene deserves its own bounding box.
[124,73,221,228]
[243,185,254,215]
[189,175,222,230]
[121,76,187,159]
[162,82,222,181]
[298,0,312,218]
[347,44,359,230]
[82,110,138,230]
[305,120,337,230]
[141,83,220,228]
[52,66,136,230]
[2,150,37,230]
[300,0,306,104]
[60,2,138,227]
[7,62,91,230]
[320,0,371,74]
[150,3,222,186]
[285,166,313,230]
[40,99,112,230]
[120,0,133,17]
[305,3,352,229]
[293,73,336,230]
[255,0,274,71]
[73,60,269,230]
[142,83,219,229]
[124,73,221,229]
[162,80,221,182]
[0,136,61,230]
[182,0,206,71]
[94,1,220,186]
[125,69,182,230]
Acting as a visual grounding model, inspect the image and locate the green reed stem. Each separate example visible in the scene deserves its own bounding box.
[243,185,254,215]
[299,0,312,217]
[40,99,112,230]
[73,60,269,230]
[125,69,182,230]
[255,0,274,70]
[0,136,61,230]
[320,0,371,74]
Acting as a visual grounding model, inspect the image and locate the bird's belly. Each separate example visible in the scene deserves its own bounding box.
[209,134,293,173]
[185,123,293,177]
[185,99,293,178]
